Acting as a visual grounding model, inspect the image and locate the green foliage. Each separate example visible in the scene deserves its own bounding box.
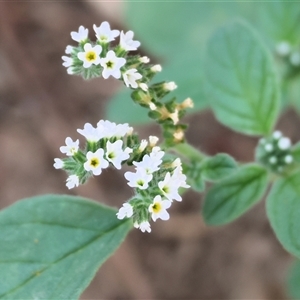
[259,2,300,47]
[107,2,252,124]
[201,153,238,181]
[203,164,268,225]
[291,142,300,163]
[267,173,300,258]
[205,20,279,136]
[287,260,300,299]
[0,195,131,299]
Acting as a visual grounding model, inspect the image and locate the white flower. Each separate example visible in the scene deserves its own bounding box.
[172,166,190,189]
[285,155,293,164]
[120,30,141,51]
[269,156,277,164]
[133,148,164,174]
[62,56,73,67]
[151,65,162,72]
[276,41,291,56]
[158,172,182,202]
[106,140,131,169]
[150,146,165,162]
[290,52,300,66]
[149,136,159,147]
[123,69,142,88]
[77,43,102,68]
[139,56,150,63]
[139,83,148,92]
[265,143,273,152]
[53,158,64,169]
[164,82,177,91]
[59,137,79,156]
[116,203,133,219]
[139,140,148,152]
[77,123,101,142]
[93,21,120,43]
[100,50,126,79]
[149,195,171,222]
[66,175,79,189]
[134,221,151,233]
[97,120,132,138]
[84,149,109,175]
[124,168,153,190]
[71,25,89,43]
[278,137,291,150]
[65,45,74,54]
[273,131,282,139]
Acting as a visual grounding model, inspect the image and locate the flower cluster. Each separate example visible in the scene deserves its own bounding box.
[54,119,190,232]
[255,131,294,173]
[62,22,193,146]
[275,41,300,67]
[117,154,190,233]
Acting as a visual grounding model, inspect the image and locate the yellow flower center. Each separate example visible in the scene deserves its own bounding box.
[90,158,100,167]
[85,51,97,62]
[152,202,162,213]
[162,186,169,194]
[106,60,114,69]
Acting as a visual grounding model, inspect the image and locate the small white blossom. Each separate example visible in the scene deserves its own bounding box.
[62,56,73,67]
[276,41,291,56]
[124,168,153,190]
[71,25,89,43]
[123,69,142,88]
[84,149,109,176]
[164,81,177,91]
[77,123,101,142]
[133,154,162,174]
[139,83,148,92]
[278,137,291,150]
[149,102,157,110]
[149,146,165,162]
[93,21,120,43]
[290,52,300,66]
[77,43,102,68]
[66,175,79,189]
[116,203,133,219]
[138,139,148,152]
[60,137,79,156]
[100,50,126,79]
[120,30,141,51]
[265,143,273,152]
[134,221,151,233]
[158,172,182,202]
[285,155,293,164]
[65,45,74,54]
[149,136,159,147]
[273,131,282,139]
[151,65,162,72]
[106,140,131,169]
[172,166,190,189]
[269,156,277,164]
[149,195,171,222]
[139,56,150,63]
[97,120,132,138]
[53,158,64,169]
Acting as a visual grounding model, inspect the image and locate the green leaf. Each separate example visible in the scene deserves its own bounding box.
[0,194,131,299]
[107,2,253,124]
[266,173,300,258]
[259,2,300,47]
[287,260,300,299]
[205,20,279,136]
[201,153,238,181]
[203,164,268,225]
[291,142,300,163]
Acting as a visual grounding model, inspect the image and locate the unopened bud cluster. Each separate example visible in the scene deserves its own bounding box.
[62,22,193,146]
[54,119,189,232]
[255,131,294,173]
[276,41,300,67]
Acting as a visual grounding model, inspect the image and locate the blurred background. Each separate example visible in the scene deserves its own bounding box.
[0,1,299,299]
